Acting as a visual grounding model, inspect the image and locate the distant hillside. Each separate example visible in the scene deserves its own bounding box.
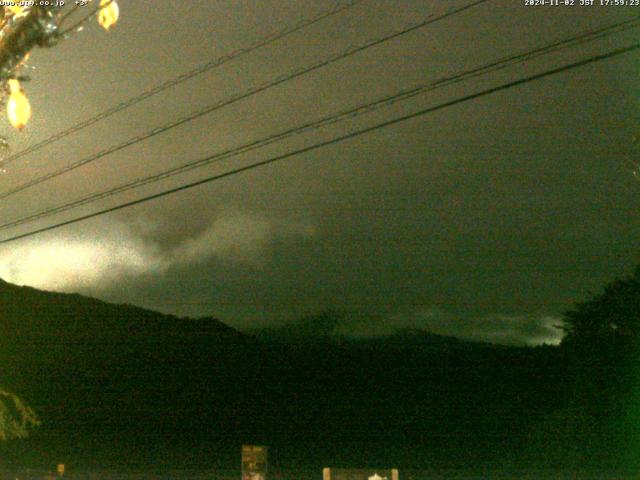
[0,277,241,342]
[0,277,252,467]
[246,310,497,349]
[0,279,570,474]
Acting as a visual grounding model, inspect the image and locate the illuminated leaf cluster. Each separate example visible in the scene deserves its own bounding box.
[0,0,120,131]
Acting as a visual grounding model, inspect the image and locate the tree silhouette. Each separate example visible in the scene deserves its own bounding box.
[554,265,640,473]
[562,265,640,350]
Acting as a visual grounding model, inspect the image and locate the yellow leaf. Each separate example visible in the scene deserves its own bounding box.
[98,0,119,31]
[6,5,25,18]
[7,80,31,131]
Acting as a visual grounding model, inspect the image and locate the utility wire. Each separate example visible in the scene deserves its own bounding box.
[0,0,490,196]
[0,42,637,245]
[57,0,115,36]
[433,14,640,86]
[0,0,365,167]
[0,19,637,232]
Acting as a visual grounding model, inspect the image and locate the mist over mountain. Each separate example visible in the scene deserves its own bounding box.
[246,308,563,347]
[246,310,488,348]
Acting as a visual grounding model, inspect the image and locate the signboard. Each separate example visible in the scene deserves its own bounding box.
[322,468,399,480]
[56,464,65,477]
[241,445,268,480]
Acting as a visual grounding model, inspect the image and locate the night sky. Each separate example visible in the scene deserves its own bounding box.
[0,0,638,345]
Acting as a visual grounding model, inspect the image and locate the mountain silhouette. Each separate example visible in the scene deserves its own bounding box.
[0,278,240,342]
[0,279,571,475]
[247,311,504,356]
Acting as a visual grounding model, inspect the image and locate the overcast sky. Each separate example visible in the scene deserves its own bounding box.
[0,0,638,345]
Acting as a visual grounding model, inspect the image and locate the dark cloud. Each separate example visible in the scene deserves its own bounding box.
[0,0,637,345]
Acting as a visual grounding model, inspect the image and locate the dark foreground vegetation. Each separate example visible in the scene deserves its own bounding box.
[0,267,638,478]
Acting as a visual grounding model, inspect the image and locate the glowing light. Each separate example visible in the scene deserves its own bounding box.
[5,5,26,18]
[98,0,119,31]
[6,79,31,130]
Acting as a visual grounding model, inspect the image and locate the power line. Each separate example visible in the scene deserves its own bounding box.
[0,0,366,167]
[0,17,636,232]
[0,0,491,198]
[0,41,636,246]
[432,14,640,86]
